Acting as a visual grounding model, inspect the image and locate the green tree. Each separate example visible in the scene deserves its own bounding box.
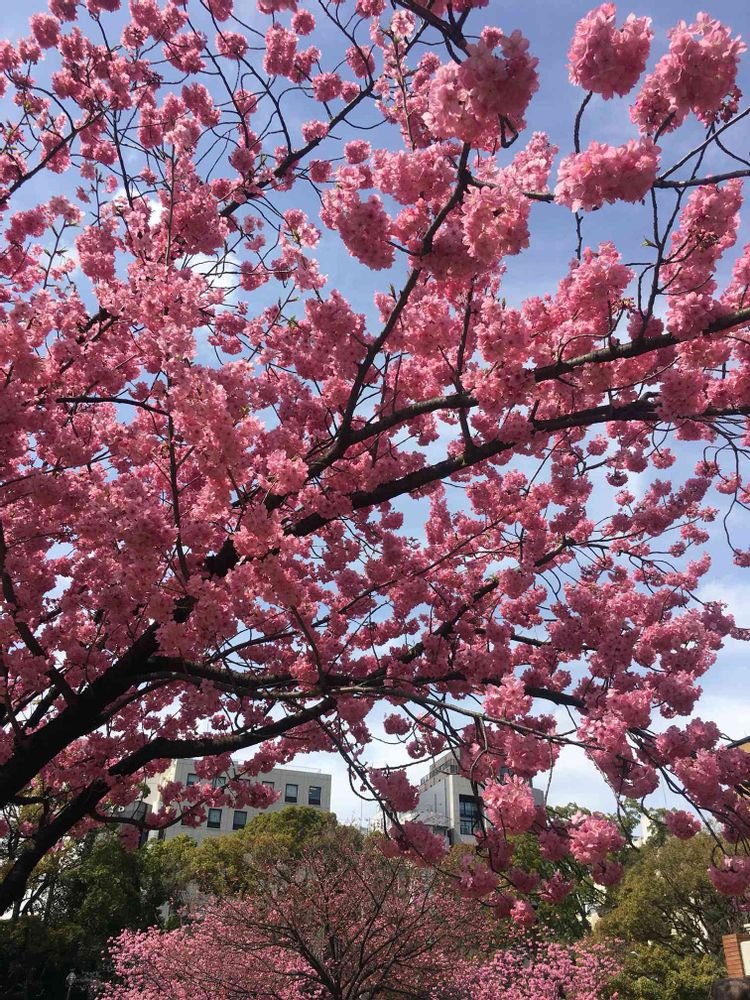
[607,946,724,1000]
[243,803,339,846]
[0,830,176,999]
[184,805,342,896]
[595,832,739,1000]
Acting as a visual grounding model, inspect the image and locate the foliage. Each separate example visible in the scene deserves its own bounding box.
[241,803,341,853]
[167,804,342,897]
[604,945,724,1000]
[0,917,84,1000]
[596,832,740,999]
[0,831,172,999]
[596,833,738,956]
[2,0,750,922]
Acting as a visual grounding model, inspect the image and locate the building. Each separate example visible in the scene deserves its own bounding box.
[143,758,333,845]
[729,735,750,798]
[371,750,544,846]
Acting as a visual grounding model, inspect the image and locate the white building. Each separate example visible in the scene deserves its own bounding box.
[143,758,332,845]
[371,750,544,846]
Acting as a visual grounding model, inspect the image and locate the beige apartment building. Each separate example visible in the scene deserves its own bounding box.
[143,757,333,844]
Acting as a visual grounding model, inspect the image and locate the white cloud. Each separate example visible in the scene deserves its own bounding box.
[187,251,239,295]
[698,578,750,623]
[544,745,616,812]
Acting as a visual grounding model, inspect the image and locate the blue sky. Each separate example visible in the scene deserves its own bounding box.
[4,0,750,825]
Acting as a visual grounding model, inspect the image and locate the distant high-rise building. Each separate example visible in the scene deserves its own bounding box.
[370,749,544,845]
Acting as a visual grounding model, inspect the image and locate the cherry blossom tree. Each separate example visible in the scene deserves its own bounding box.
[3,0,750,917]
[446,938,620,1000]
[105,835,619,1000]
[105,833,490,1000]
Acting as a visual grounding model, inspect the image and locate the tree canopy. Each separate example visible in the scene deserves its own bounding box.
[2,0,750,919]
[0,831,174,999]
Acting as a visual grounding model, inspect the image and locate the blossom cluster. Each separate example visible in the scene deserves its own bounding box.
[425,34,539,147]
[321,187,395,270]
[555,138,659,212]
[660,180,743,343]
[462,133,556,267]
[631,13,745,134]
[568,3,652,99]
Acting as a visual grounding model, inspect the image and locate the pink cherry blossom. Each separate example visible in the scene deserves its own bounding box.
[29,12,61,48]
[568,813,625,864]
[426,34,538,147]
[447,939,620,999]
[569,4,652,99]
[369,768,419,811]
[709,856,750,896]
[483,776,538,835]
[321,188,394,270]
[664,808,702,840]
[0,0,749,919]
[555,138,659,212]
[107,838,486,999]
[631,14,745,135]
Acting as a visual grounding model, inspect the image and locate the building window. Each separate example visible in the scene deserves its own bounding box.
[233,810,247,830]
[186,772,199,786]
[211,775,227,789]
[262,780,275,790]
[285,783,298,803]
[459,795,481,836]
[157,828,166,841]
[308,786,322,806]
[207,808,222,829]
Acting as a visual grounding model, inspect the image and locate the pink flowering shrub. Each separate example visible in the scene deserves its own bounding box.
[445,939,620,1000]
[106,836,489,1000]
